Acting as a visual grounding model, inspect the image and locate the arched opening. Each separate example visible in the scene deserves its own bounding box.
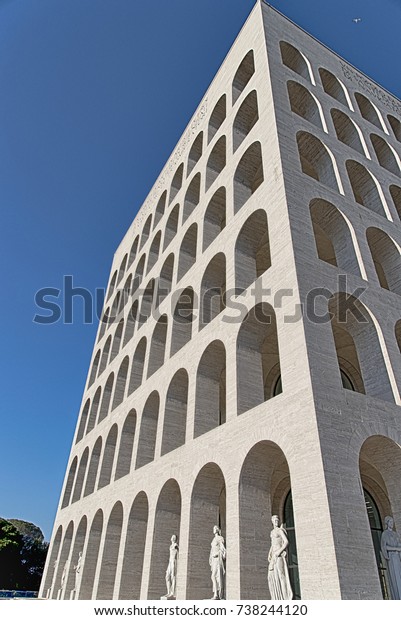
[147,315,168,378]
[157,254,174,306]
[117,255,127,285]
[169,164,184,205]
[76,399,90,443]
[203,187,226,251]
[107,271,118,302]
[319,68,350,108]
[128,235,139,268]
[109,292,121,328]
[389,185,401,220]
[80,511,103,600]
[153,191,167,229]
[52,522,74,598]
[287,81,323,130]
[235,209,271,293]
[138,279,155,328]
[355,93,384,130]
[98,425,118,489]
[136,391,160,469]
[71,448,89,503]
[233,90,259,152]
[199,253,226,328]
[296,131,339,191]
[86,387,102,434]
[128,337,147,395]
[161,369,188,455]
[194,340,226,437]
[233,141,264,213]
[371,134,401,176]
[208,95,226,143]
[140,215,152,250]
[123,300,138,346]
[346,160,386,216]
[97,502,123,600]
[99,336,112,376]
[280,41,312,83]
[331,109,366,155]
[239,441,297,599]
[206,136,226,191]
[148,480,182,599]
[366,227,401,294]
[65,516,87,599]
[98,373,114,424]
[122,275,132,308]
[88,351,100,387]
[163,204,180,251]
[61,457,77,508]
[112,356,129,410]
[187,463,226,599]
[395,319,401,354]
[110,320,124,362]
[237,303,281,415]
[171,287,194,356]
[177,223,197,281]
[115,409,137,480]
[147,232,161,274]
[183,173,201,222]
[119,493,148,600]
[309,198,361,275]
[133,255,146,294]
[98,308,110,342]
[232,50,255,105]
[187,132,203,177]
[41,525,62,598]
[83,437,102,497]
[388,114,401,142]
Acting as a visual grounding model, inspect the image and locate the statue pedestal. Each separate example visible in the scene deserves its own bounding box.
[160,595,176,600]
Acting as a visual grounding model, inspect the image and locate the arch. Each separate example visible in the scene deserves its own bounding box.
[194,340,226,437]
[389,185,401,220]
[233,90,259,151]
[329,293,394,401]
[287,81,324,130]
[395,320,401,354]
[169,163,184,205]
[206,135,226,191]
[115,409,137,480]
[110,320,124,362]
[98,308,110,342]
[106,271,118,302]
[187,132,203,177]
[296,131,339,191]
[187,463,226,599]
[203,187,226,251]
[148,480,182,598]
[52,521,74,598]
[371,134,401,176]
[199,253,226,328]
[237,303,281,415]
[84,437,102,497]
[309,198,361,275]
[153,191,167,229]
[123,300,138,346]
[112,356,129,410]
[86,387,102,434]
[319,67,351,108]
[235,209,271,293]
[280,41,313,83]
[232,50,255,105]
[157,253,174,306]
[65,516,87,599]
[128,337,147,394]
[96,503,123,600]
[136,391,160,469]
[388,114,401,142]
[121,275,132,308]
[117,255,127,285]
[138,279,155,328]
[109,292,121,328]
[331,109,367,156]
[133,254,146,293]
[355,93,385,130]
[98,373,114,424]
[119,493,148,599]
[88,350,100,387]
[41,525,62,597]
[366,227,401,295]
[171,287,194,356]
[147,315,168,378]
[98,425,118,489]
[161,369,188,455]
[71,448,89,503]
[208,94,226,143]
[239,441,294,599]
[76,399,90,443]
[183,173,201,222]
[61,457,77,508]
[233,141,264,213]
[177,223,197,281]
[147,231,161,274]
[128,235,139,268]
[346,160,386,216]
[140,214,152,250]
[99,336,112,376]
[80,510,103,600]
[163,204,180,251]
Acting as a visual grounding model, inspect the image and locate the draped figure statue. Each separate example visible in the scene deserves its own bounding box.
[267,515,293,600]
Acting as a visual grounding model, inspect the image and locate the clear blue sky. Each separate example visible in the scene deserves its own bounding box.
[1,0,400,541]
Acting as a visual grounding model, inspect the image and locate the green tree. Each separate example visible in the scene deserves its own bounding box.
[0,518,23,589]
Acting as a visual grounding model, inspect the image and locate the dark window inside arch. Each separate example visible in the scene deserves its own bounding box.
[340,369,354,391]
[364,489,389,599]
[283,491,301,600]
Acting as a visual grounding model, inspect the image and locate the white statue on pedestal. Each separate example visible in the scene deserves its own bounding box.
[162,535,179,600]
[381,515,401,600]
[71,551,83,599]
[267,515,293,600]
[209,525,226,600]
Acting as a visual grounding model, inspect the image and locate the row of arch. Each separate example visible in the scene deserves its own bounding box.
[280,39,401,143]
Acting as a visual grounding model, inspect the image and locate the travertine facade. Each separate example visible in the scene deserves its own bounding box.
[40,1,401,600]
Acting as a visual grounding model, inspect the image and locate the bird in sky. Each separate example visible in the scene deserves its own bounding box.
[352,18,362,23]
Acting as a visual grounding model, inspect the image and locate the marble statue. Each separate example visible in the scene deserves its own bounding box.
[209,525,226,600]
[162,535,179,599]
[381,515,401,600]
[267,515,293,600]
[71,551,83,599]
[60,561,67,590]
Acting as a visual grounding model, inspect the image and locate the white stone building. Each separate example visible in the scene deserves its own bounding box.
[40,1,401,600]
